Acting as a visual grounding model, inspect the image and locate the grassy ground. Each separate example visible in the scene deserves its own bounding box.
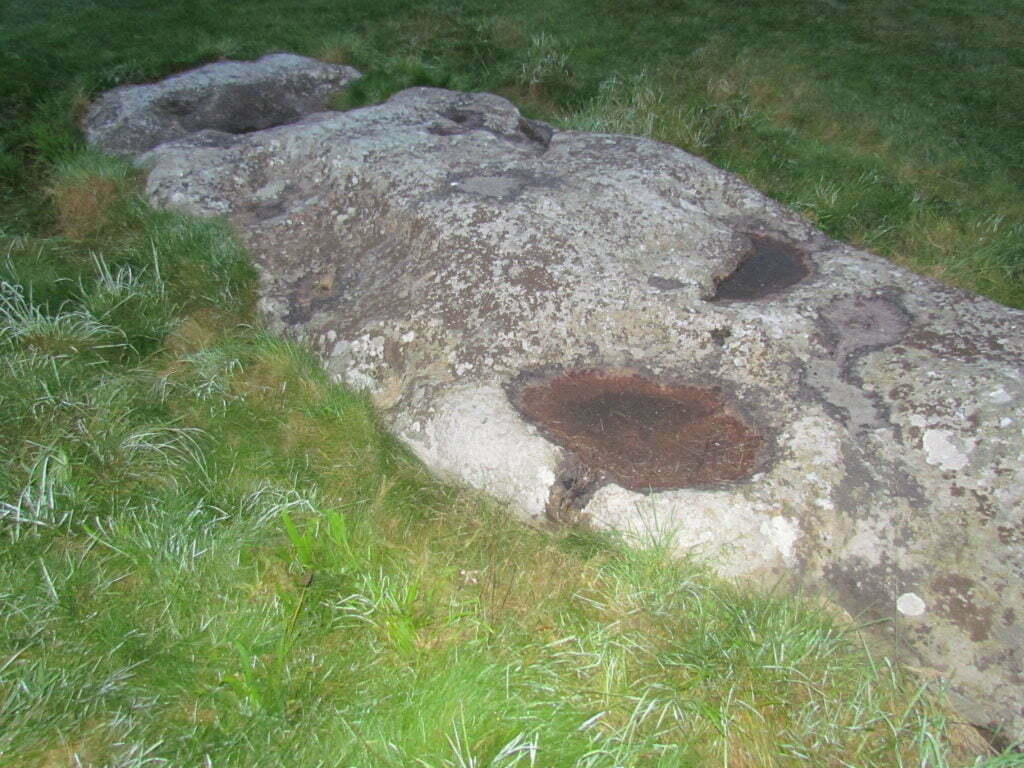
[3,0,1024,765]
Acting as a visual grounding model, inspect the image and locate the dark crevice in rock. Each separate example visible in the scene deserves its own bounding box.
[545,457,603,525]
[711,235,811,301]
[517,117,553,149]
[252,200,287,221]
[440,106,486,128]
[508,368,765,492]
[710,327,732,346]
[647,275,685,291]
[973,725,1019,755]
[426,123,462,137]
[284,268,352,325]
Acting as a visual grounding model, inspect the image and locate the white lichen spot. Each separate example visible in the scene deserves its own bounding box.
[989,387,1013,404]
[896,592,927,616]
[400,330,416,343]
[345,369,376,391]
[922,429,971,471]
[354,335,384,358]
[759,515,801,560]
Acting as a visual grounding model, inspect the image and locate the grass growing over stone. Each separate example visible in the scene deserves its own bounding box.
[3,0,1024,765]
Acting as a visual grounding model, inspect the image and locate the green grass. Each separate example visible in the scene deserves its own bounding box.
[3,0,1024,765]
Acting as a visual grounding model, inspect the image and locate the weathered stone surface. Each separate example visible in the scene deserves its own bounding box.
[86,73,1024,742]
[82,53,360,157]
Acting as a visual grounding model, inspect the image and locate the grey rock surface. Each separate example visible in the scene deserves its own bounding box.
[86,73,1024,742]
[82,53,360,157]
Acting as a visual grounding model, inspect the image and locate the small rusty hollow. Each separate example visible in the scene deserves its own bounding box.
[509,369,764,492]
[712,235,810,301]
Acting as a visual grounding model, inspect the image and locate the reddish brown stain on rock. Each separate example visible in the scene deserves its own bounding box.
[509,369,763,491]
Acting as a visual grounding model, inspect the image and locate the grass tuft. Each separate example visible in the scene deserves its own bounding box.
[47,153,137,240]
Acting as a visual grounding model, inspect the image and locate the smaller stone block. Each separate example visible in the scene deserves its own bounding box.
[82,53,360,157]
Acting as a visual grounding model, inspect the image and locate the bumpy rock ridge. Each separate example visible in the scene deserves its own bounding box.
[85,65,1024,743]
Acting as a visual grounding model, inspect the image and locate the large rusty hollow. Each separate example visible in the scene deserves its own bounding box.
[509,369,764,492]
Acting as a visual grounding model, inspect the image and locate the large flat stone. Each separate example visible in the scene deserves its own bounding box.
[86,74,1024,743]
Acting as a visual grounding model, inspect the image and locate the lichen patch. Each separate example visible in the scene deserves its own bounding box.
[923,429,972,471]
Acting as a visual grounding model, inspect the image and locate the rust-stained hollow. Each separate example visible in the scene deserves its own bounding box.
[712,235,810,301]
[509,369,764,492]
